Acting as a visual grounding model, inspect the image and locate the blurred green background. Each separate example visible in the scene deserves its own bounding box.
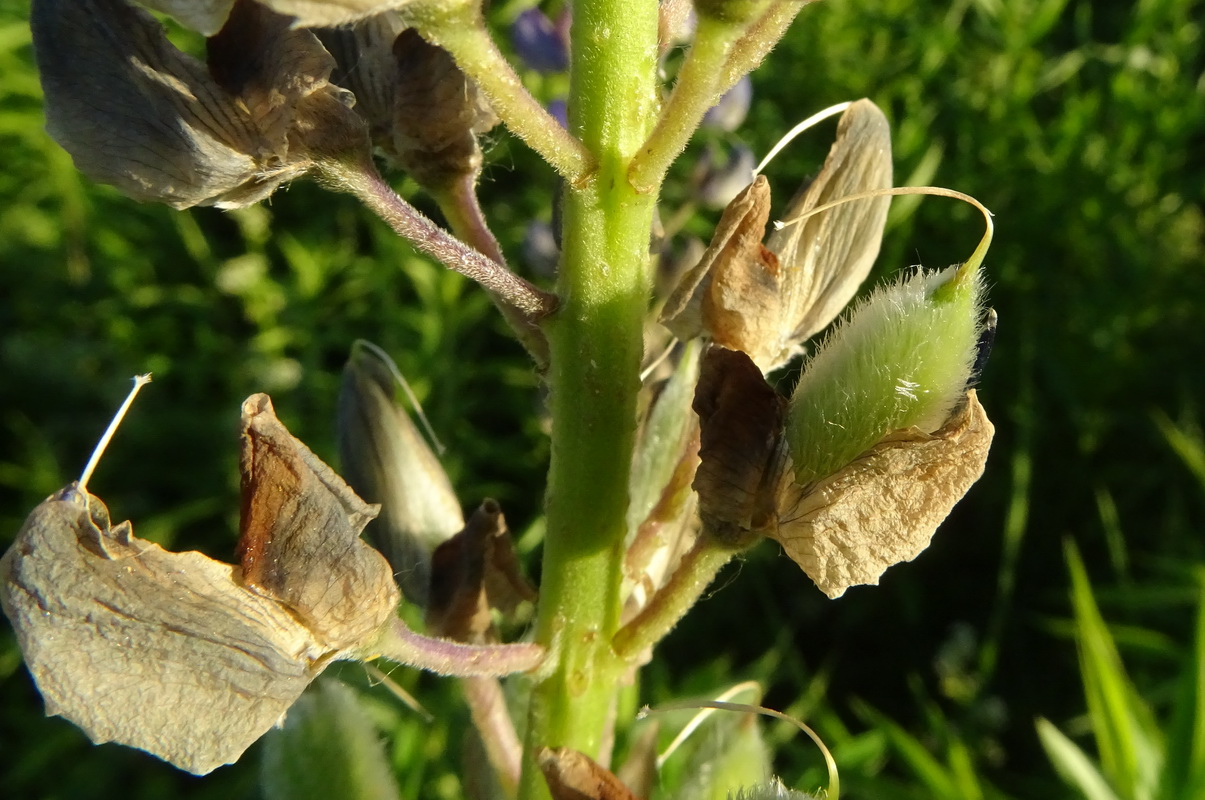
[2,0,1203,797]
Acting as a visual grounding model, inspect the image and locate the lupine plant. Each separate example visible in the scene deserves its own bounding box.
[1,1,997,798]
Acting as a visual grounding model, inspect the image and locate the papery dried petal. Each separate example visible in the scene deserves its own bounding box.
[239,393,400,651]
[772,391,994,598]
[391,28,498,188]
[692,346,784,545]
[765,98,893,363]
[33,0,263,209]
[316,13,407,146]
[1,485,327,774]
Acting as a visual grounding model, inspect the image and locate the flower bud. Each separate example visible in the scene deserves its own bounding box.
[337,341,463,607]
[786,262,986,487]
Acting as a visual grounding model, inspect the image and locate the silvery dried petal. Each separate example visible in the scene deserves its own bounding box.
[34,0,262,208]
[258,0,430,27]
[764,98,893,361]
[137,0,235,35]
[315,13,407,146]
[772,391,994,598]
[32,0,367,209]
[337,341,463,607]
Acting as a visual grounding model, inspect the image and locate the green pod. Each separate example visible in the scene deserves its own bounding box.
[786,262,986,486]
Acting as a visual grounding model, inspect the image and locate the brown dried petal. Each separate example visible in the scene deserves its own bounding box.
[238,393,400,651]
[771,391,994,598]
[538,747,642,800]
[0,485,327,774]
[427,500,536,643]
[692,346,785,546]
[660,176,776,343]
[764,98,893,365]
[391,28,498,187]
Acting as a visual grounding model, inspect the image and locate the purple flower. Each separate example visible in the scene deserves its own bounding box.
[511,8,570,73]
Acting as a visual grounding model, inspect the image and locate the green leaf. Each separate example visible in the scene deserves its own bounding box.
[1036,717,1122,800]
[261,679,401,800]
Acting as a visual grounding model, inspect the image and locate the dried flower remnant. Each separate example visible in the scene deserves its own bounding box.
[0,392,405,774]
[337,341,463,607]
[774,390,994,598]
[538,747,641,800]
[662,100,892,372]
[31,0,369,209]
[692,349,992,597]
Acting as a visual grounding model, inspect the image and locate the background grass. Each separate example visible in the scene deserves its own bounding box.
[2,0,1203,797]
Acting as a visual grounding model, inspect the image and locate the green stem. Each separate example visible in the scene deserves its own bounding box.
[628,15,748,194]
[516,0,660,797]
[612,538,736,660]
[414,9,595,184]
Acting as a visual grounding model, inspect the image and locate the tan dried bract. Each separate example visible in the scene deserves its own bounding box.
[426,501,536,643]
[0,485,326,774]
[239,393,400,651]
[771,391,994,598]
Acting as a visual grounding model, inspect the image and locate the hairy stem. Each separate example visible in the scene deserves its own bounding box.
[516,0,661,797]
[462,676,523,798]
[628,14,750,194]
[612,538,736,660]
[431,174,550,366]
[363,618,545,677]
[323,162,558,319]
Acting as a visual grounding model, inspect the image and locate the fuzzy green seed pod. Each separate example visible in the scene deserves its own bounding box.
[786,261,986,486]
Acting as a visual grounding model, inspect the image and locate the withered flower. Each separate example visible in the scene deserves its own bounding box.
[32,0,369,209]
[662,99,893,372]
[1,395,399,774]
